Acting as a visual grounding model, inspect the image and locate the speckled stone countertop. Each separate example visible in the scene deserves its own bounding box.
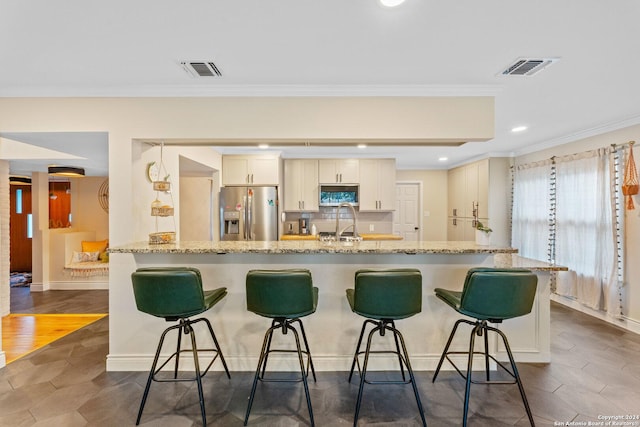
[110,240,517,255]
[494,253,568,271]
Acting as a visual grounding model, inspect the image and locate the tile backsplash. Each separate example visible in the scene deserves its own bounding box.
[283,207,393,234]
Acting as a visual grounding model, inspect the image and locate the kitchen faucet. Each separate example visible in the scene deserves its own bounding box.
[335,202,360,240]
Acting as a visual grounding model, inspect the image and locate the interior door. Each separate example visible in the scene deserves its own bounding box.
[393,182,420,241]
[10,184,32,272]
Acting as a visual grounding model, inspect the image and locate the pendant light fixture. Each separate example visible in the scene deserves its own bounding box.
[48,166,85,177]
[9,176,32,185]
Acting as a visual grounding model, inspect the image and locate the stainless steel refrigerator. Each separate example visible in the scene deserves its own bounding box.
[220,186,278,241]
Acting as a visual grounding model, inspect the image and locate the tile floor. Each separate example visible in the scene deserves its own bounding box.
[1,288,640,426]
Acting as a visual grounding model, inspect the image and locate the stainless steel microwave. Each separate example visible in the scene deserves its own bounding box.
[319,185,359,207]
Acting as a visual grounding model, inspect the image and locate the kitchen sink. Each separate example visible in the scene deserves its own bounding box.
[319,233,363,243]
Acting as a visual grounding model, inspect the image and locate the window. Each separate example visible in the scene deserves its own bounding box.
[512,149,620,315]
[16,189,23,214]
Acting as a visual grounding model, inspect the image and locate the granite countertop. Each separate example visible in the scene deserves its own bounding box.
[493,253,568,271]
[280,233,403,241]
[110,240,517,255]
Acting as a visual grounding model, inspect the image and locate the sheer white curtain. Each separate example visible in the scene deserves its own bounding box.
[554,151,617,313]
[512,164,550,261]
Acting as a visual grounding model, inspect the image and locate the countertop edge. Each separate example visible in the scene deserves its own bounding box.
[109,240,518,255]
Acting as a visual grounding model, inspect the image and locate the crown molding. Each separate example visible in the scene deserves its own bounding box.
[514,114,640,157]
[0,84,502,98]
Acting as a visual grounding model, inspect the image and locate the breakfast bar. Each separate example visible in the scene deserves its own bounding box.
[107,240,566,372]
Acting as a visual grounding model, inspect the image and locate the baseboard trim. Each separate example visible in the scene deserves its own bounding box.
[0,351,6,369]
[106,352,547,372]
[551,293,640,335]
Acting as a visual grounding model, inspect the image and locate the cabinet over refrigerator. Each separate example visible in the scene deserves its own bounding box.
[220,186,278,241]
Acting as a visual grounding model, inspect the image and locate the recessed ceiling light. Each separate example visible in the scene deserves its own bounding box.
[511,126,528,133]
[258,144,269,149]
[380,0,406,7]
[357,144,367,149]
[438,157,448,162]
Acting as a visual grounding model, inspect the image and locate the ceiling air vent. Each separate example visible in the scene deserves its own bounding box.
[500,57,559,76]
[180,61,222,77]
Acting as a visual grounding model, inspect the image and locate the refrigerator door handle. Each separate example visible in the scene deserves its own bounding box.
[246,193,253,240]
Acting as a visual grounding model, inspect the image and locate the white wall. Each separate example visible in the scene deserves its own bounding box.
[0,161,9,318]
[516,124,640,329]
[180,176,215,241]
[71,176,109,240]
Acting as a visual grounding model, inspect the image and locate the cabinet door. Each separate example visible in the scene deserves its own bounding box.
[318,159,359,183]
[448,167,465,217]
[222,157,250,185]
[300,159,319,211]
[337,159,359,183]
[250,157,280,185]
[283,160,302,211]
[318,159,339,183]
[464,162,479,217]
[358,160,378,211]
[462,218,477,241]
[376,159,396,210]
[477,159,489,218]
[447,217,463,240]
[283,159,318,212]
[359,159,396,211]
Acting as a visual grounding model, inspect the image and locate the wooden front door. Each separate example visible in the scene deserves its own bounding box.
[10,184,32,272]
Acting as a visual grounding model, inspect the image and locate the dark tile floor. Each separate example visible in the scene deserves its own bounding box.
[2,288,640,426]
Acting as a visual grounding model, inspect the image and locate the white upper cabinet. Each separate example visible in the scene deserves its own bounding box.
[318,159,359,184]
[447,166,465,217]
[358,159,396,211]
[283,159,319,212]
[447,159,490,240]
[222,155,280,186]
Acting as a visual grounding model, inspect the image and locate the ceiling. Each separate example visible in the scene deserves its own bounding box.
[2,0,640,174]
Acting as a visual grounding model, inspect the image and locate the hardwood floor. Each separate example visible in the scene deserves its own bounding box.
[2,314,107,364]
[1,288,639,426]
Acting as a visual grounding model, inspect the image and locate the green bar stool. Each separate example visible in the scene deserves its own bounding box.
[131,267,230,427]
[432,268,538,427]
[346,268,427,427]
[244,269,318,426]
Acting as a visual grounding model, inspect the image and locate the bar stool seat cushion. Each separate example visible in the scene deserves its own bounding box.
[347,269,422,320]
[132,268,227,320]
[435,267,537,322]
[246,269,318,318]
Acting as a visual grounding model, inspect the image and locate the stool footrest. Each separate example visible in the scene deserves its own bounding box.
[349,318,427,427]
[432,317,535,427]
[244,318,316,426]
[442,351,518,385]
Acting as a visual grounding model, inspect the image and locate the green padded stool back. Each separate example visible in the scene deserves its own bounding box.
[460,268,537,321]
[132,267,207,319]
[351,269,422,319]
[246,269,317,318]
